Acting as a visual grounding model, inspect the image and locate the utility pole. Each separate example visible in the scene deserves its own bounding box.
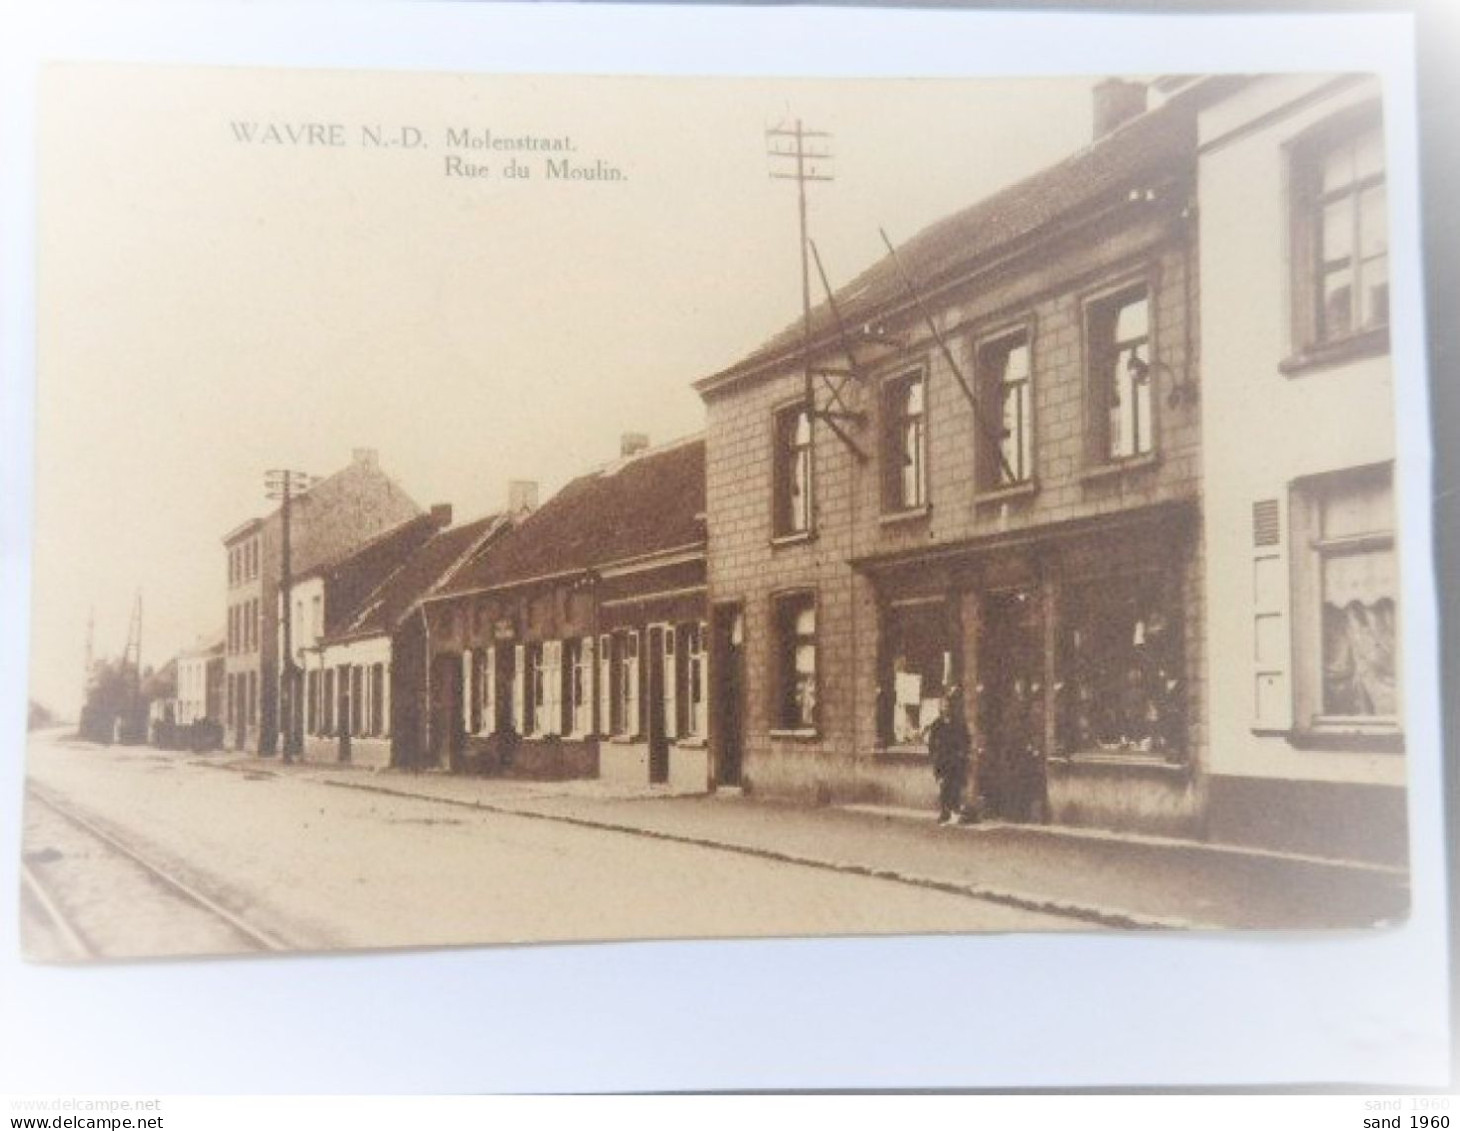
[266,469,313,762]
[767,120,834,424]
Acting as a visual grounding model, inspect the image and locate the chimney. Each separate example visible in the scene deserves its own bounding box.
[1092,78,1147,140]
[352,447,379,468]
[429,503,453,527]
[620,432,650,458]
[507,480,538,515]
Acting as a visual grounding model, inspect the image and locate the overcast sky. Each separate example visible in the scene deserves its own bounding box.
[31,64,1103,716]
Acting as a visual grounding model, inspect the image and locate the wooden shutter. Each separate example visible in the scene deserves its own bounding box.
[662,626,678,740]
[625,630,640,736]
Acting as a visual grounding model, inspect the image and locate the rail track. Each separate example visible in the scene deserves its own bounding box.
[21,783,289,960]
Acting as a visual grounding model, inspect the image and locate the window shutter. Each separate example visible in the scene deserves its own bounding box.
[1252,496,1292,730]
[663,627,678,740]
[694,625,709,738]
[597,634,612,736]
[1253,499,1280,547]
[513,644,526,732]
[626,630,640,736]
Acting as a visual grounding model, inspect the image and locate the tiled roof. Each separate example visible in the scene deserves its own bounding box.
[334,513,506,641]
[697,98,1197,394]
[437,436,706,597]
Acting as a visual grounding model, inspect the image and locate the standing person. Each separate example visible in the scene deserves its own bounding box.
[928,694,973,825]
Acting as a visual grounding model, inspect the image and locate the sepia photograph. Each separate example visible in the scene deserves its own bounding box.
[17,60,1422,964]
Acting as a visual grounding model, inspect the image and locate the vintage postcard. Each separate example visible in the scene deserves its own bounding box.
[18,60,1424,966]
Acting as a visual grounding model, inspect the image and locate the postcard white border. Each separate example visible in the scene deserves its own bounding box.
[0,2,1445,1092]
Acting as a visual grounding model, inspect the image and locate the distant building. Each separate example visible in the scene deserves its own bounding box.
[221,448,421,755]
[176,631,225,726]
[695,81,1207,833]
[1192,74,1405,862]
[422,435,708,787]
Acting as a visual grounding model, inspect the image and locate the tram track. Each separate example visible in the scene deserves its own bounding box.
[21,782,290,960]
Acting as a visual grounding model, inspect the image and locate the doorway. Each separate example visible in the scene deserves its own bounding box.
[710,603,746,787]
[429,652,463,770]
[978,587,1047,821]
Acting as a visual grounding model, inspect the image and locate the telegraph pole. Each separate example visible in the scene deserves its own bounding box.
[266,469,313,762]
[767,120,834,421]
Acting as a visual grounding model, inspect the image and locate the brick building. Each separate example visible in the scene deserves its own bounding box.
[696,81,1208,835]
[1192,74,1406,863]
[421,436,709,787]
[221,448,421,754]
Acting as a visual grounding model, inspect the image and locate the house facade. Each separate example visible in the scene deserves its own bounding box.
[176,633,224,727]
[421,436,709,788]
[220,448,421,755]
[697,82,1208,835]
[1193,74,1406,863]
[300,510,508,770]
[279,504,455,768]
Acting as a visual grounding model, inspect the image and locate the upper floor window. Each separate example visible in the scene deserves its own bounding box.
[977,331,1033,489]
[773,404,813,536]
[1293,107,1388,352]
[882,371,927,511]
[1086,284,1153,462]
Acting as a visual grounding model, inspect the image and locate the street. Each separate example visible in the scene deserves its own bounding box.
[20,730,1085,959]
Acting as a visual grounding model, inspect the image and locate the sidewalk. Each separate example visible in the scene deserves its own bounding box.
[205,754,1411,932]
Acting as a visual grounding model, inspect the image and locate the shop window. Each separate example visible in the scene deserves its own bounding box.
[774,593,818,731]
[977,332,1033,489]
[1057,572,1185,759]
[882,371,927,511]
[1086,284,1153,462]
[882,600,953,749]
[322,668,335,734]
[773,404,813,536]
[1292,105,1387,353]
[1291,466,1399,735]
[306,670,318,734]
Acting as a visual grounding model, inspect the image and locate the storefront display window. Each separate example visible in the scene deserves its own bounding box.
[1057,572,1184,759]
[882,601,952,748]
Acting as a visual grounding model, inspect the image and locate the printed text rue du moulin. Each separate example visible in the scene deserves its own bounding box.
[228,122,626,181]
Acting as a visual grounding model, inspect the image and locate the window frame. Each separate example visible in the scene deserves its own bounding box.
[771,399,815,541]
[1082,275,1158,467]
[1286,101,1389,367]
[880,367,930,514]
[973,319,1037,493]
